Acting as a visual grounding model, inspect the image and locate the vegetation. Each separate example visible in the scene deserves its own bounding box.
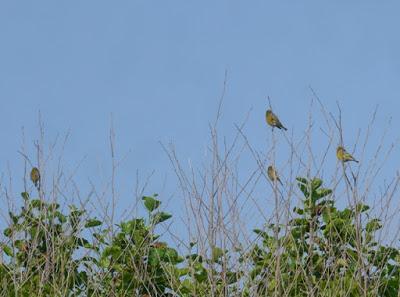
[0,175,399,296]
[1,100,399,296]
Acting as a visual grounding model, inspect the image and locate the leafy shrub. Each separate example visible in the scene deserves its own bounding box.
[1,178,399,296]
[247,177,400,296]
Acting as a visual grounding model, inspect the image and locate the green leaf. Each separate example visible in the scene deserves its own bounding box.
[211,246,224,262]
[253,229,270,240]
[142,196,161,212]
[336,258,347,267]
[93,233,106,244]
[293,207,304,215]
[311,178,323,190]
[340,208,353,219]
[317,199,334,207]
[120,219,145,234]
[291,218,308,227]
[151,212,172,225]
[85,219,102,228]
[48,203,60,211]
[314,188,332,200]
[179,267,190,277]
[8,212,18,224]
[250,265,263,280]
[133,232,145,246]
[355,203,370,213]
[291,226,306,239]
[3,228,12,237]
[366,218,382,233]
[164,248,182,264]
[70,209,85,218]
[55,211,67,223]
[30,199,43,209]
[180,279,194,293]
[77,237,90,247]
[103,246,121,258]
[296,177,310,197]
[226,271,240,284]
[187,254,203,263]
[296,177,308,184]
[99,257,110,268]
[21,192,29,200]
[148,249,162,266]
[194,264,208,282]
[1,244,13,257]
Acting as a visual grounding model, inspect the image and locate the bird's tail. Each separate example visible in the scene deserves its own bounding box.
[35,180,41,191]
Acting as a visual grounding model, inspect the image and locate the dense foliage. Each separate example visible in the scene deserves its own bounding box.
[0,177,399,296]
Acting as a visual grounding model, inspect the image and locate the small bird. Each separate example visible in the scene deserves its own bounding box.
[267,165,283,185]
[30,167,41,189]
[266,109,287,131]
[336,146,359,163]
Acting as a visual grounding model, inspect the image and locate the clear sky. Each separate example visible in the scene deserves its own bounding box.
[1,2,400,239]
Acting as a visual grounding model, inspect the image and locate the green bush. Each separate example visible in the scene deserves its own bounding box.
[247,177,400,297]
[1,178,399,296]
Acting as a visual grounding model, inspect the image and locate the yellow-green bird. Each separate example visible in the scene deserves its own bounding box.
[267,165,283,185]
[266,109,287,131]
[336,146,359,163]
[30,167,40,189]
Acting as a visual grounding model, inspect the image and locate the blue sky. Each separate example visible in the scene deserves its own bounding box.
[1,2,400,238]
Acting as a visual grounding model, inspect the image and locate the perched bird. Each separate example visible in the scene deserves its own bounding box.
[30,167,41,189]
[267,165,283,185]
[336,146,359,163]
[266,109,287,131]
